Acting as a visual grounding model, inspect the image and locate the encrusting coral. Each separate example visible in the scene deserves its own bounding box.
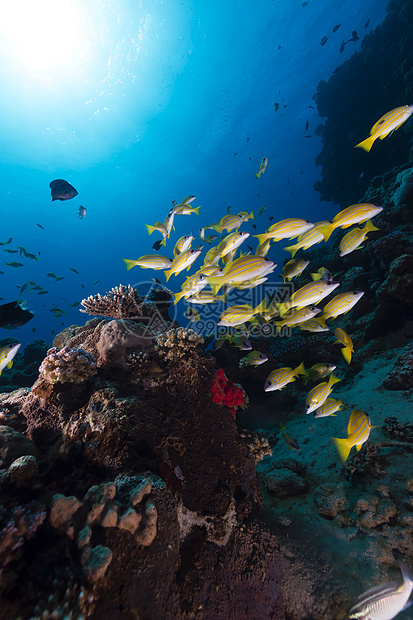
[38,347,97,385]
[50,476,157,583]
[154,327,204,361]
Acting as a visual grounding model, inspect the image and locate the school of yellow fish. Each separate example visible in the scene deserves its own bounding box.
[122,105,412,469]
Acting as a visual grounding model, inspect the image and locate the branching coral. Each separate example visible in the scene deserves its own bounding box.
[50,476,157,583]
[155,327,204,361]
[80,284,152,320]
[38,347,97,385]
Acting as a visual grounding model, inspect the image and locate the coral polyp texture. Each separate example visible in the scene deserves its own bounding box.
[80,284,153,320]
[154,326,204,360]
[38,346,97,384]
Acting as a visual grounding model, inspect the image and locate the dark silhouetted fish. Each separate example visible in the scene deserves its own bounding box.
[340,40,346,53]
[50,179,78,201]
[305,120,309,131]
[333,24,341,32]
[346,30,359,44]
[152,239,164,251]
[274,102,280,112]
[0,238,12,246]
[77,206,86,219]
[69,267,80,274]
[0,301,34,328]
[36,223,45,230]
[365,19,370,28]
[320,36,328,46]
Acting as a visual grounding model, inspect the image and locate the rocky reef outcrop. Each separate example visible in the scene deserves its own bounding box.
[0,315,284,619]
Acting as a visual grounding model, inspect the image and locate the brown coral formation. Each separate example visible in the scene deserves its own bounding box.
[80,284,152,319]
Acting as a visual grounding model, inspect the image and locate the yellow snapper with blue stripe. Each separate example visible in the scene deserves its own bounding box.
[299,318,330,332]
[310,266,334,284]
[355,104,413,152]
[239,351,268,367]
[264,362,306,392]
[313,397,345,418]
[255,156,269,179]
[278,280,340,317]
[173,273,208,304]
[316,291,364,328]
[254,218,314,245]
[334,327,354,364]
[282,222,329,257]
[280,422,300,451]
[0,343,21,375]
[273,305,320,333]
[281,259,310,282]
[186,291,227,304]
[208,255,275,294]
[217,301,266,327]
[331,409,377,463]
[319,204,383,241]
[304,363,336,385]
[339,220,380,256]
[164,248,202,281]
[255,237,272,257]
[173,235,194,257]
[347,561,413,620]
[213,231,250,260]
[305,373,341,414]
[122,255,173,271]
[210,212,253,233]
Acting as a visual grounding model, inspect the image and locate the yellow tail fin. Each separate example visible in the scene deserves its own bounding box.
[331,436,352,463]
[294,361,307,377]
[341,346,352,365]
[355,135,375,152]
[315,223,335,242]
[283,244,298,258]
[255,172,261,179]
[122,259,137,271]
[365,219,380,232]
[145,224,155,235]
[310,272,322,282]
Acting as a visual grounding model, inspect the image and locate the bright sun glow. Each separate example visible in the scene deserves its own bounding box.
[0,0,89,80]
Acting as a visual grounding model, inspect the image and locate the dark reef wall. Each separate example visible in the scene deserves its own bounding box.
[313,0,413,207]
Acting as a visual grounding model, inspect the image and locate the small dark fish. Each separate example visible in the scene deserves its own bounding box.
[340,40,346,53]
[37,291,49,295]
[81,284,85,289]
[268,216,274,221]
[246,136,250,143]
[4,249,18,254]
[258,205,266,216]
[233,152,237,157]
[47,272,57,279]
[171,199,177,206]
[5,262,24,268]
[69,301,80,307]
[308,105,315,110]
[302,2,308,6]
[251,223,257,229]
[320,36,328,46]
[305,120,309,131]
[32,327,37,332]
[0,271,4,274]
[36,223,45,230]
[351,30,359,41]
[274,102,280,112]
[50,179,78,202]
[17,283,28,294]
[256,193,261,197]
[31,285,42,291]
[153,278,161,285]
[226,206,232,214]
[277,44,281,50]
[51,329,55,336]
[27,281,36,285]
[246,245,253,253]
[333,24,341,32]
[93,280,99,285]
[0,238,12,246]
[365,19,370,28]
[69,267,80,274]
[152,239,163,251]
[17,246,27,257]
[55,276,65,281]
[26,252,39,261]
[0,300,34,328]
[77,206,86,219]
[304,135,312,138]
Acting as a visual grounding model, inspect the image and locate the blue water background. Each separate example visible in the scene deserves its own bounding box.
[0,0,389,346]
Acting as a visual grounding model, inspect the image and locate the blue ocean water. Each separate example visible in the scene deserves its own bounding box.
[1,0,388,346]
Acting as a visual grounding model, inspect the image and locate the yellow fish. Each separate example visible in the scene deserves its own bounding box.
[254,218,314,245]
[313,397,345,418]
[169,204,200,216]
[208,256,275,294]
[164,249,202,281]
[355,104,413,152]
[173,235,194,257]
[280,422,300,451]
[283,224,326,257]
[173,273,208,304]
[122,255,173,271]
[145,221,168,246]
[299,318,330,332]
[273,305,320,333]
[255,157,268,179]
[278,280,340,317]
[316,291,364,328]
[339,220,379,256]
[319,204,383,241]
[331,409,377,463]
[264,362,306,392]
[305,373,340,414]
[217,301,266,327]
[0,343,21,375]
[334,327,354,364]
[281,259,310,282]
[304,363,336,385]
[186,291,227,304]
[210,213,253,233]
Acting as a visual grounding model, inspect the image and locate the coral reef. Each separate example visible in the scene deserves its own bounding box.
[239,428,273,464]
[38,346,97,385]
[154,326,204,361]
[383,416,413,443]
[383,344,413,390]
[80,284,151,319]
